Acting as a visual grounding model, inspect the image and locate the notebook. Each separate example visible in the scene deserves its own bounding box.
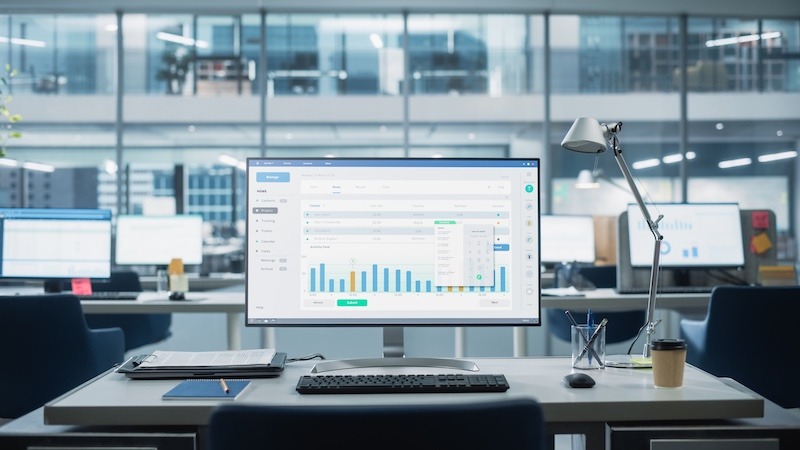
[162,379,252,400]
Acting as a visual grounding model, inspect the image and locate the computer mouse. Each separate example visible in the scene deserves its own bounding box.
[564,372,596,388]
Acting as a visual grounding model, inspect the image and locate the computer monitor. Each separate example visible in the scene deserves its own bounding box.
[245,158,541,372]
[627,203,745,268]
[0,208,112,280]
[540,215,596,266]
[114,215,204,267]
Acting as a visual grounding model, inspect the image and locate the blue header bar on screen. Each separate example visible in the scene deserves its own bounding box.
[0,208,112,221]
[248,158,539,168]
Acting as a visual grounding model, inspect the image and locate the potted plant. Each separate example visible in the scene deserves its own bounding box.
[0,64,23,157]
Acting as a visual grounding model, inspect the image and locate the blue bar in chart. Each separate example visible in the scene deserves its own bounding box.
[308,262,508,293]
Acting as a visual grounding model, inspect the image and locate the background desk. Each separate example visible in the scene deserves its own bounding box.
[79,292,245,351]
[44,357,763,450]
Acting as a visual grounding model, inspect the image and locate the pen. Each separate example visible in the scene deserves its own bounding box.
[564,310,602,363]
[577,318,608,363]
[587,309,595,363]
[220,378,230,394]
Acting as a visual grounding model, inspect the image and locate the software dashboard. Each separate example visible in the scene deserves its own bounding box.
[246,158,541,326]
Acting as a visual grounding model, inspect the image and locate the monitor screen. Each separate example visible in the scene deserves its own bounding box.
[245,158,541,327]
[627,203,745,268]
[540,215,596,265]
[115,215,204,266]
[0,208,112,279]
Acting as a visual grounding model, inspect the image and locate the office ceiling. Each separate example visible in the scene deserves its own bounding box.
[2,0,796,18]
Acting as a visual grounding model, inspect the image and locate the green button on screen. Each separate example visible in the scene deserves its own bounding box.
[337,299,368,307]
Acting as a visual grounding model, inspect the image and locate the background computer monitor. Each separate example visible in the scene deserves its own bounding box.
[0,208,112,279]
[540,215,596,266]
[627,203,745,268]
[114,215,204,267]
[245,158,541,369]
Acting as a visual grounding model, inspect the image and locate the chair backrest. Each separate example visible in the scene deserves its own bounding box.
[688,285,800,408]
[85,271,172,351]
[207,398,545,450]
[0,294,125,418]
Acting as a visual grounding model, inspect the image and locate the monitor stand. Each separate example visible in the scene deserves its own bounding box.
[310,326,480,373]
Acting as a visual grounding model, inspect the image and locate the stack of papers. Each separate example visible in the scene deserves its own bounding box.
[117,349,286,379]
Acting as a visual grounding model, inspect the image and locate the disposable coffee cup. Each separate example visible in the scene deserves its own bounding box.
[571,325,606,370]
[650,338,687,387]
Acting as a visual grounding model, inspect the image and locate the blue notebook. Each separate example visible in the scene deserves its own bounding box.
[162,379,251,400]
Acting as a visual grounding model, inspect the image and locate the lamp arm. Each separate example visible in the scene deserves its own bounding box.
[608,133,663,358]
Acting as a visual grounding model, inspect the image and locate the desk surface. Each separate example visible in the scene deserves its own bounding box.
[44,357,762,427]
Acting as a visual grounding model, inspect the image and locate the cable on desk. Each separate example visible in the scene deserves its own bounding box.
[287,352,325,363]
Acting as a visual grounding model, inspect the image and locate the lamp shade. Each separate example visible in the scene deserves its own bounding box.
[561,117,607,153]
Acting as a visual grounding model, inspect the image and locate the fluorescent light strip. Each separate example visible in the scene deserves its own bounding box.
[662,151,697,164]
[0,36,47,48]
[631,158,661,170]
[0,158,19,167]
[757,151,797,163]
[369,33,384,49]
[156,32,209,48]
[718,158,752,169]
[705,31,781,48]
[22,161,55,172]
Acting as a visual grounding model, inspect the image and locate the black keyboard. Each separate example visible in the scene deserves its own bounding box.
[75,291,141,300]
[296,374,510,394]
[616,286,713,294]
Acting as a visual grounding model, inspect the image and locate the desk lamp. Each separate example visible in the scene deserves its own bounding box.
[561,117,663,366]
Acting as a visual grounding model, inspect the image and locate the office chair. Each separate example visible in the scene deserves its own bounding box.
[84,271,172,351]
[680,285,800,409]
[0,294,125,419]
[207,398,545,450]
[548,265,646,344]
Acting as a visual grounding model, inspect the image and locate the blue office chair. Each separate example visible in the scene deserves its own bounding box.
[84,271,172,351]
[207,398,545,450]
[548,265,646,344]
[0,294,125,419]
[680,285,800,409]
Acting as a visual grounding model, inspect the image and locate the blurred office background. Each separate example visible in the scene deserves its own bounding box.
[0,0,797,357]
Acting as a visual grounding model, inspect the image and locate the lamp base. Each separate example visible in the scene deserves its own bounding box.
[604,354,652,368]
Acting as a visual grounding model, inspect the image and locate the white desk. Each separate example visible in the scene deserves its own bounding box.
[44,357,764,450]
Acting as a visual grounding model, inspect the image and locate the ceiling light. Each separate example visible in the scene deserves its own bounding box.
[705,31,781,48]
[718,158,752,169]
[631,158,661,170]
[156,32,209,48]
[757,151,797,163]
[467,133,476,140]
[0,158,19,167]
[369,33,384,49]
[105,24,118,32]
[574,169,599,189]
[0,36,46,47]
[776,130,784,137]
[662,154,683,164]
[103,160,118,175]
[22,161,55,172]
[715,123,724,130]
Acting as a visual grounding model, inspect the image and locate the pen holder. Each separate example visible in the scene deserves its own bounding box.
[571,325,606,370]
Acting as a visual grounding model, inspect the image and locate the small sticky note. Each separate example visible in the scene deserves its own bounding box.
[751,232,773,254]
[71,278,93,295]
[751,211,769,229]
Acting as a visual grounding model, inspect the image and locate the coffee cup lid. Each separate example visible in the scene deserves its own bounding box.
[650,338,687,350]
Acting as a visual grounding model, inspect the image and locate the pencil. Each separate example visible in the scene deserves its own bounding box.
[219,378,230,393]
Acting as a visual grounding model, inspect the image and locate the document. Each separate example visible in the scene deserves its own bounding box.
[138,349,277,369]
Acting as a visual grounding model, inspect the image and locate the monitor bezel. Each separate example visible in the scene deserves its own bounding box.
[0,207,113,280]
[244,157,542,328]
[626,202,746,269]
[113,214,205,266]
